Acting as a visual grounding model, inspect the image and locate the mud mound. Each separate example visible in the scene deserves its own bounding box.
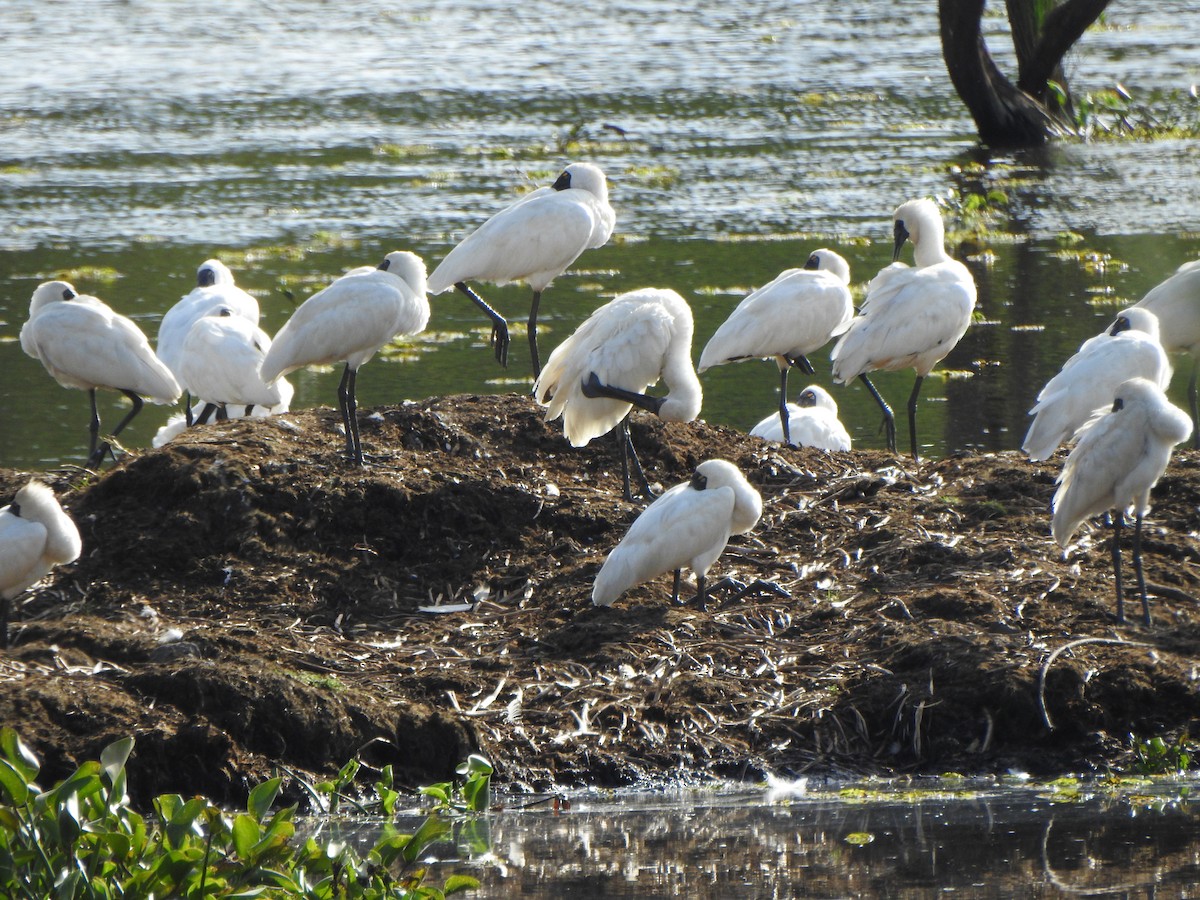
[3,393,1200,807]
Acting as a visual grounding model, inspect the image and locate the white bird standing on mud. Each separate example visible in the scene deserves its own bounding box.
[179,308,288,425]
[750,385,851,451]
[533,288,702,500]
[830,199,976,459]
[0,481,82,648]
[1134,258,1200,446]
[426,162,616,376]
[1051,377,1191,626]
[592,459,762,610]
[698,248,853,446]
[20,281,182,467]
[1022,307,1170,462]
[260,251,430,466]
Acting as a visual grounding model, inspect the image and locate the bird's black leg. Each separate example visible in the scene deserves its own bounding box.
[615,416,653,501]
[1110,511,1126,624]
[582,372,666,416]
[87,388,102,463]
[694,575,708,612]
[194,403,218,426]
[455,282,510,367]
[528,290,542,378]
[338,365,363,465]
[184,392,194,426]
[857,374,896,454]
[1189,360,1199,450]
[1,596,9,650]
[907,375,925,461]
[216,404,229,422]
[1132,510,1151,626]
[778,367,792,446]
[110,390,145,439]
[785,353,815,376]
[671,569,682,603]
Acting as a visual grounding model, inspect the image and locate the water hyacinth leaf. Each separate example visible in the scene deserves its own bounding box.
[247,777,282,820]
[0,727,40,781]
[444,873,483,894]
[100,736,134,786]
[0,758,29,805]
[402,815,453,865]
[232,813,260,861]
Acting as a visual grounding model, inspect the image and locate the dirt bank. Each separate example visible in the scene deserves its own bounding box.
[3,394,1199,808]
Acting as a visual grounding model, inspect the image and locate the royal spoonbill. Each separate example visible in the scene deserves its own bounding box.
[427,162,616,376]
[157,259,260,423]
[1133,258,1200,446]
[179,308,288,425]
[830,199,976,459]
[698,249,853,446]
[1022,307,1170,461]
[1051,377,1191,625]
[20,281,182,467]
[750,385,851,450]
[592,459,762,610]
[533,288,701,500]
[260,251,430,465]
[0,481,82,648]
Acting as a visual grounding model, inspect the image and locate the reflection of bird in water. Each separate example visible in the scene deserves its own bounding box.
[427,162,615,376]
[1051,377,1191,626]
[21,280,181,467]
[1,481,82,648]
[699,248,852,446]
[534,288,701,500]
[831,199,976,459]
[592,459,762,610]
[261,251,430,466]
[1022,307,1169,461]
[750,385,851,451]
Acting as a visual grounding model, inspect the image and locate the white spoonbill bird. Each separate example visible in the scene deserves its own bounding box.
[698,249,853,446]
[1,481,82,648]
[1133,258,1200,446]
[592,459,762,610]
[533,288,702,500]
[179,308,288,425]
[427,162,616,376]
[830,199,976,459]
[260,251,430,465]
[1022,307,1170,461]
[20,281,182,467]
[157,259,260,380]
[750,385,852,450]
[1051,377,1191,626]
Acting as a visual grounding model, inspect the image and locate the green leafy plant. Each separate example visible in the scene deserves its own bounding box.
[0,728,480,899]
[1129,733,1194,776]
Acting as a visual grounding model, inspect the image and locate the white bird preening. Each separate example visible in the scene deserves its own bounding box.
[830,199,976,459]
[179,308,288,425]
[750,385,852,451]
[157,259,261,424]
[427,162,616,376]
[260,251,430,466]
[592,459,763,610]
[20,281,182,467]
[0,481,82,648]
[533,288,702,500]
[1022,306,1170,462]
[698,249,853,446]
[1051,377,1192,626]
[1133,258,1200,446]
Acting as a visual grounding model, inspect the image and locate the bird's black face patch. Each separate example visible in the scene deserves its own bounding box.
[62,287,76,301]
[218,307,232,317]
[892,219,910,262]
[197,267,217,288]
[552,170,572,191]
[1112,397,1125,412]
[378,257,391,271]
[798,389,817,408]
[1109,315,1131,336]
[10,502,21,517]
[691,470,708,491]
[803,253,820,271]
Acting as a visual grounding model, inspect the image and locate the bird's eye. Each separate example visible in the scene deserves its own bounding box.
[1112,397,1125,412]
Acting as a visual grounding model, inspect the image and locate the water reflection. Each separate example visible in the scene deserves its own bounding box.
[319,782,1200,897]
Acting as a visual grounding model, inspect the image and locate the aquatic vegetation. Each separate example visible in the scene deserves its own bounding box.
[1050,82,1200,141]
[50,265,121,284]
[1128,733,1194,777]
[0,729,481,899]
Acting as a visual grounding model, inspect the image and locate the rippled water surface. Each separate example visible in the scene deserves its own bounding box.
[2,1,1199,467]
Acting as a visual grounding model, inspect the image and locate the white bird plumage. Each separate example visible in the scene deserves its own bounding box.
[1022,307,1170,462]
[1,481,82,647]
[830,199,976,459]
[427,162,616,375]
[157,259,260,386]
[533,288,702,499]
[260,251,430,465]
[750,385,851,451]
[1051,376,1192,625]
[1133,258,1200,446]
[699,248,853,445]
[592,459,762,609]
[20,280,182,466]
[179,308,288,424]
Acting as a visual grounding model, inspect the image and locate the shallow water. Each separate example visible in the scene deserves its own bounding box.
[3,2,1200,469]
[322,780,1200,897]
